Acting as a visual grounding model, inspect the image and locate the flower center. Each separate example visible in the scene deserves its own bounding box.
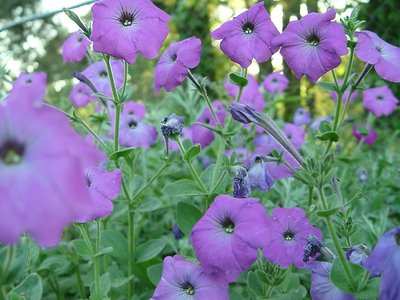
[118,7,137,27]
[283,230,295,241]
[128,119,138,128]
[169,53,178,62]
[0,140,25,165]
[221,217,235,234]
[25,78,32,84]
[306,32,320,46]
[376,95,384,101]
[396,232,400,246]
[375,45,383,53]
[242,22,255,34]
[272,78,278,83]
[182,282,195,295]
[100,71,108,78]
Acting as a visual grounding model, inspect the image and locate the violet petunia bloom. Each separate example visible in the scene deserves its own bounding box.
[152,255,229,300]
[69,82,97,107]
[284,123,305,150]
[362,86,399,117]
[62,31,91,63]
[364,227,400,300]
[352,125,377,146]
[355,30,400,83]
[329,79,359,103]
[293,108,312,126]
[191,195,268,282]
[7,72,47,104]
[211,2,279,68]
[77,167,122,222]
[122,101,147,120]
[262,72,289,94]
[116,114,158,149]
[0,100,104,247]
[90,0,170,64]
[247,155,275,192]
[261,207,322,268]
[307,261,355,300]
[272,8,348,83]
[154,37,202,93]
[225,75,265,111]
[81,60,124,96]
[346,244,369,266]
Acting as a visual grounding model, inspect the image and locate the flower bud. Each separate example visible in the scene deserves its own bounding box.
[161,113,185,138]
[233,168,252,198]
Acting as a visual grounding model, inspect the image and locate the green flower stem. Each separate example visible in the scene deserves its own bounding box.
[75,263,86,300]
[176,137,208,193]
[113,104,122,152]
[121,61,129,99]
[74,114,110,153]
[128,210,135,300]
[316,186,357,291]
[210,137,226,194]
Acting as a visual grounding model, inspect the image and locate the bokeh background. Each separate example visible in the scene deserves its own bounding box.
[0,0,399,128]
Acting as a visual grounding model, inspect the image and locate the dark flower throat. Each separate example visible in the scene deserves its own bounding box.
[0,140,25,165]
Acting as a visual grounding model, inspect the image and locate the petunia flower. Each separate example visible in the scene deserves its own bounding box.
[346,244,369,266]
[329,79,359,103]
[69,82,97,107]
[7,72,47,104]
[62,31,91,63]
[247,155,275,192]
[352,125,377,145]
[116,114,158,149]
[284,123,305,150]
[122,101,147,119]
[77,167,121,222]
[152,255,229,300]
[81,60,124,97]
[307,261,355,300]
[191,195,268,282]
[154,37,202,93]
[293,108,312,126]
[225,75,265,111]
[355,30,400,83]
[211,2,279,68]
[262,72,289,94]
[272,8,348,83]
[362,86,399,117]
[90,0,170,64]
[364,227,400,300]
[261,207,322,268]
[0,99,104,247]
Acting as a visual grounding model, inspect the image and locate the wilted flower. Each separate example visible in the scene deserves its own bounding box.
[272,8,348,83]
[0,100,104,247]
[284,123,305,150]
[247,155,275,192]
[90,0,170,64]
[303,235,325,263]
[262,72,289,94]
[161,113,185,138]
[225,75,265,111]
[191,195,268,282]
[62,31,91,63]
[155,37,201,93]
[77,167,121,222]
[329,79,359,103]
[293,108,312,126]
[69,82,97,107]
[307,261,355,300]
[362,86,399,117]
[355,30,400,83]
[152,255,229,300]
[261,207,322,268]
[346,244,369,266]
[352,125,377,145]
[211,2,279,68]
[365,227,400,300]
[7,72,47,103]
[233,168,252,198]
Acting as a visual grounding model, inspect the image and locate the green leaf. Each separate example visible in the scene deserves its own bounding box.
[135,239,166,263]
[316,206,341,217]
[8,273,43,300]
[176,202,203,236]
[330,259,365,293]
[63,8,90,34]
[100,230,128,260]
[317,82,337,92]
[147,263,163,286]
[137,199,161,212]
[90,272,110,299]
[110,147,136,161]
[354,277,380,299]
[94,247,114,257]
[183,144,201,161]
[163,179,206,197]
[319,120,332,132]
[72,239,92,257]
[316,131,340,142]
[247,271,265,296]
[229,72,248,87]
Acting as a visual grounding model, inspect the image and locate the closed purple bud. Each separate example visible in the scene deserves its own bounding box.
[229,102,253,124]
[161,113,185,138]
[72,71,98,93]
[172,223,183,240]
[233,168,252,198]
[247,155,275,192]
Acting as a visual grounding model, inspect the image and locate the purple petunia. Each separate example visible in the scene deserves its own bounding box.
[7,72,47,104]
[293,108,312,126]
[247,155,275,192]
[154,37,202,93]
[352,125,377,146]
[90,0,170,64]
[262,72,289,94]
[307,261,355,300]
[152,255,229,300]
[191,195,268,282]
[211,2,279,68]
[77,167,121,222]
[329,80,359,103]
[69,82,97,107]
[81,60,124,97]
[261,207,322,268]
[62,31,91,63]
[355,30,400,83]
[272,8,348,83]
[284,123,305,150]
[364,227,400,300]
[0,99,104,247]
[225,75,265,111]
[362,86,399,117]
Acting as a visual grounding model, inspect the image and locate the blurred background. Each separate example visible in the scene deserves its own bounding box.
[0,0,399,126]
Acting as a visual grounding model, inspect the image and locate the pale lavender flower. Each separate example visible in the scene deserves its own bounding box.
[7,72,47,104]
[247,155,275,192]
[262,72,289,94]
[62,31,91,63]
[225,75,265,111]
[352,125,377,146]
[362,86,399,117]
[293,108,312,126]
[284,123,305,150]
[69,82,97,107]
